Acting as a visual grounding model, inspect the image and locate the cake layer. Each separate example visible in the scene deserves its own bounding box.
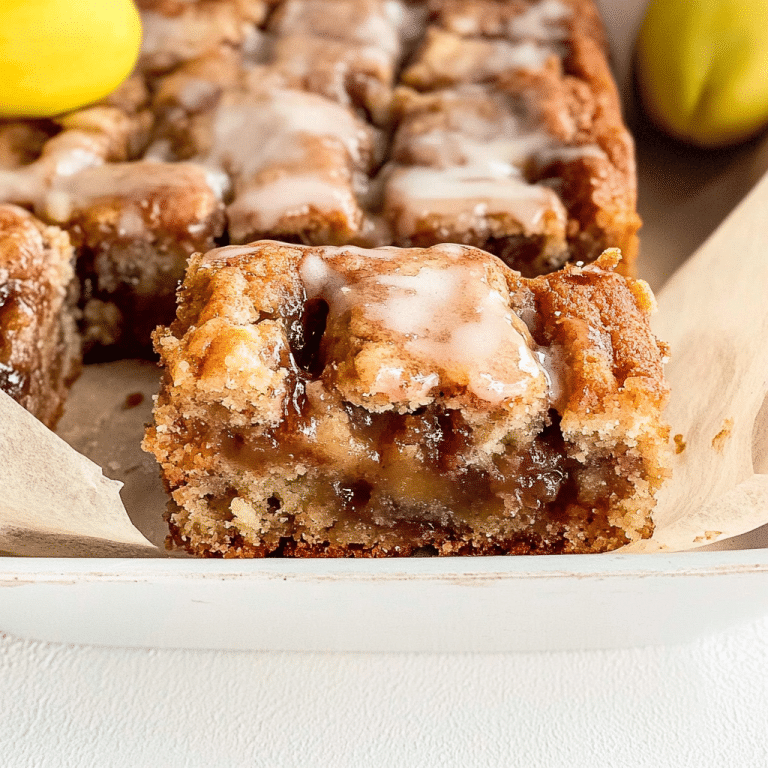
[262,0,423,123]
[0,100,225,354]
[0,205,81,428]
[389,0,639,272]
[144,241,670,558]
[384,84,573,274]
[178,88,383,246]
[137,0,274,74]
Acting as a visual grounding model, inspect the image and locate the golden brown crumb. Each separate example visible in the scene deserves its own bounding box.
[0,205,81,427]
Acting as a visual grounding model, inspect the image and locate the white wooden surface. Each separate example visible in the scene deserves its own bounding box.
[2,617,768,768]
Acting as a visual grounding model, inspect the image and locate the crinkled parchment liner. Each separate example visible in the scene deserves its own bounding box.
[2,171,768,557]
[620,171,768,552]
[0,388,157,557]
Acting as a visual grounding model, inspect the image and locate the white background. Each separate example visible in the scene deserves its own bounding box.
[3,616,768,767]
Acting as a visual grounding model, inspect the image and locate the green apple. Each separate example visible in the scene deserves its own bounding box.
[0,0,142,118]
[636,0,768,147]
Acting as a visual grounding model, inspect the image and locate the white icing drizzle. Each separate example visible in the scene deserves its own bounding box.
[39,162,212,224]
[299,251,347,299]
[485,38,557,73]
[352,5,402,56]
[203,89,372,176]
[313,243,427,261]
[298,247,548,406]
[405,129,549,170]
[267,90,372,165]
[536,344,567,412]
[275,33,392,80]
[142,139,174,162]
[387,0,427,47]
[176,78,222,112]
[443,0,571,41]
[510,0,572,41]
[198,89,374,235]
[0,169,42,209]
[50,147,103,178]
[0,135,107,211]
[140,11,211,66]
[400,87,608,170]
[229,174,360,232]
[399,126,608,208]
[390,82,607,239]
[272,0,412,58]
[203,168,230,201]
[386,165,567,239]
[141,4,258,68]
[201,243,272,266]
[140,12,187,59]
[536,144,608,163]
[240,27,268,66]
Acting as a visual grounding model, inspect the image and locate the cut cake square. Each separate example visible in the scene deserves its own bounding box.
[0,205,81,427]
[144,241,670,557]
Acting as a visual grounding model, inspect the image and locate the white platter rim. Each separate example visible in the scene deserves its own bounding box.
[3,548,768,584]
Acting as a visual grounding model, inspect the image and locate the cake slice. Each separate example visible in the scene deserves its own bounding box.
[144,241,670,557]
[42,161,225,354]
[137,0,274,75]
[170,87,384,246]
[424,0,606,42]
[387,0,640,274]
[0,205,80,428]
[261,0,425,123]
[384,84,573,275]
[0,98,218,355]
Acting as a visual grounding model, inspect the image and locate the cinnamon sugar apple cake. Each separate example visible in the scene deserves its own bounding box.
[0,0,669,557]
[144,242,670,557]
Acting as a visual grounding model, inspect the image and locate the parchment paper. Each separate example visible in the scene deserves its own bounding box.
[621,170,768,552]
[0,388,157,557]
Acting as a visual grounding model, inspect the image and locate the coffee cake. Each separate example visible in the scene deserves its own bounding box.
[0,0,640,357]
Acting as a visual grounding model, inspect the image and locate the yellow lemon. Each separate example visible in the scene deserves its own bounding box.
[636,0,768,148]
[0,0,142,118]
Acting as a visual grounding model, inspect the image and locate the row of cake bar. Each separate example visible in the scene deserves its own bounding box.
[0,0,639,358]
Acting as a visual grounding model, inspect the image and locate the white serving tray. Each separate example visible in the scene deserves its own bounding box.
[2,551,768,652]
[3,0,768,652]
